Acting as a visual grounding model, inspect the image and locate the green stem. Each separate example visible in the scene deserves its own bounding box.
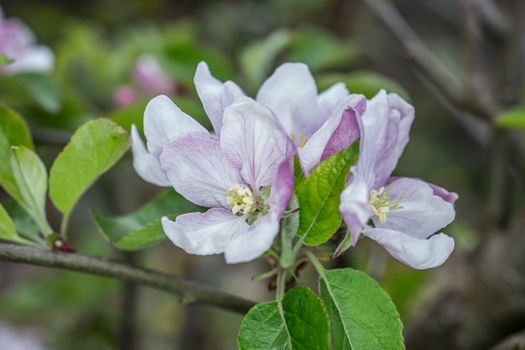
[276,270,287,301]
[305,250,326,277]
[0,243,255,314]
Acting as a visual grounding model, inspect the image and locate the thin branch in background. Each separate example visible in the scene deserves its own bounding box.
[361,0,499,120]
[0,243,255,314]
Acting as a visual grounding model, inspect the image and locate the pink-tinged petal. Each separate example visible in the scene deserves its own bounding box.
[318,82,349,117]
[160,133,243,208]
[363,228,455,270]
[375,177,455,239]
[224,213,280,264]
[162,208,249,256]
[428,183,459,204]
[268,158,294,217]
[194,61,245,133]
[340,169,373,245]
[144,95,207,158]
[131,125,171,187]
[133,55,176,95]
[357,90,414,189]
[221,97,293,191]
[299,94,365,175]
[256,63,323,138]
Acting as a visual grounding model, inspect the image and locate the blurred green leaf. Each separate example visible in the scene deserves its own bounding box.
[297,142,359,246]
[49,119,130,225]
[16,72,62,113]
[10,146,52,235]
[287,28,358,72]
[316,267,404,349]
[0,53,13,65]
[241,30,291,92]
[318,71,410,100]
[496,107,525,130]
[161,42,234,88]
[238,286,329,350]
[92,191,200,250]
[0,104,34,203]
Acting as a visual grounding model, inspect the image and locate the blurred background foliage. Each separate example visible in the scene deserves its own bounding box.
[0,0,523,349]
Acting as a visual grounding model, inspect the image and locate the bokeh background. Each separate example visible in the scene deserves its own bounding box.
[1,0,524,349]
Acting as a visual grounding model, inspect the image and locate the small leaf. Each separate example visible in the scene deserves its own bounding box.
[49,119,130,224]
[10,146,52,235]
[280,197,299,269]
[0,104,33,203]
[238,286,329,350]
[0,203,18,242]
[333,229,352,258]
[17,72,62,113]
[92,191,200,250]
[2,199,39,239]
[496,107,525,130]
[0,53,13,65]
[318,71,410,100]
[314,265,404,350]
[297,141,359,246]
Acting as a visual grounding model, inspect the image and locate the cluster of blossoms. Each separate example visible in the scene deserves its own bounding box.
[0,6,54,74]
[132,61,457,269]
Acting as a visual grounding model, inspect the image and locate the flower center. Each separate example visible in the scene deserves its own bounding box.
[291,132,309,149]
[368,186,403,223]
[226,184,271,223]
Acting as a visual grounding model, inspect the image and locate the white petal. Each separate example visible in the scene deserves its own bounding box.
[160,133,243,208]
[317,82,349,117]
[363,228,455,269]
[256,63,324,138]
[162,209,248,256]
[376,177,455,239]
[221,97,293,191]
[340,169,373,245]
[357,90,414,189]
[131,125,170,187]
[224,213,280,264]
[144,95,207,157]
[194,61,245,133]
[4,45,53,73]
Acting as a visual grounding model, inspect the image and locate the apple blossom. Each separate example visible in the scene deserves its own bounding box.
[339,90,457,269]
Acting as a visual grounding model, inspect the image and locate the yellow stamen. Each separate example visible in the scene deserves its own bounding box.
[369,186,403,223]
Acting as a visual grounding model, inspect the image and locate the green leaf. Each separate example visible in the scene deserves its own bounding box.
[0,104,33,203]
[238,286,329,350]
[241,30,291,92]
[297,141,359,246]
[288,28,358,72]
[0,203,18,242]
[10,146,52,235]
[92,191,200,250]
[318,71,410,100]
[49,119,130,225]
[495,107,525,130]
[17,72,62,113]
[314,265,404,350]
[2,199,39,240]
